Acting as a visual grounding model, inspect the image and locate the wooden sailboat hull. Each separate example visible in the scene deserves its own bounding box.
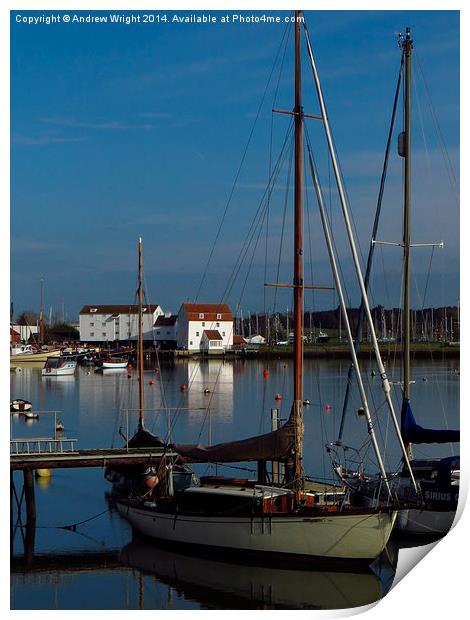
[10,350,61,362]
[117,502,397,563]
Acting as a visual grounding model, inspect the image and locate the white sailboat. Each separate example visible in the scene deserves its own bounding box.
[330,28,459,537]
[116,13,397,565]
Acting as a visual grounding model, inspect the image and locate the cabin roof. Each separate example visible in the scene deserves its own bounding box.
[154,315,177,327]
[203,330,223,341]
[80,304,160,315]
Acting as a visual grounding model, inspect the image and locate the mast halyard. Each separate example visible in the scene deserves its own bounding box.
[402,28,413,456]
[292,9,304,499]
[138,237,145,430]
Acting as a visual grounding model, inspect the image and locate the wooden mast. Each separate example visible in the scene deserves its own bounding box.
[138,237,145,430]
[403,28,413,455]
[292,9,304,500]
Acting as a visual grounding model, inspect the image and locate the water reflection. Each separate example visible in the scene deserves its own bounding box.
[120,537,397,609]
[11,536,397,610]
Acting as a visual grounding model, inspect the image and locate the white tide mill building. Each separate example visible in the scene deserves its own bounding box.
[79,304,163,343]
[176,303,233,352]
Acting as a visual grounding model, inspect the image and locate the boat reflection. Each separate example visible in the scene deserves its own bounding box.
[119,536,398,609]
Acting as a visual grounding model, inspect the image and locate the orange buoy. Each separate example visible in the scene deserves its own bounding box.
[275,393,282,401]
[180,383,187,391]
[144,474,159,489]
[263,369,269,378]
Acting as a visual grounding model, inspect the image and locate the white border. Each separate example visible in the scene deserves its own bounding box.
[3,1,466,618]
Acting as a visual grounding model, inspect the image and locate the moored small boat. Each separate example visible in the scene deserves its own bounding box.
[10,399,32,413]
[11,347,61,363]
[42,357,77,376]
[99,357,129,369]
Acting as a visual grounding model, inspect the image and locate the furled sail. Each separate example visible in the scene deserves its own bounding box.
[173,419,296,463]
[401,400,460,445]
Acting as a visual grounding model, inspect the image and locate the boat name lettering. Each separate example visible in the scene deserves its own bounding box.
[424,490,452,502]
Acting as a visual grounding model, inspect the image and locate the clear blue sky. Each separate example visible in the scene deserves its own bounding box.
[10,9,459,320]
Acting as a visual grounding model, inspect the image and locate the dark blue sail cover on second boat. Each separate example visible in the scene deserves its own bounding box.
[401,399,460,444]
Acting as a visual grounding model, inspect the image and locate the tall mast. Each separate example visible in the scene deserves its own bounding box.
[403,27,413,452]
[39,276,45,344]
[138,237,144,429]
[293,9,304,497]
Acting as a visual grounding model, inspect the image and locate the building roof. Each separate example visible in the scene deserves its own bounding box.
[181,303,233,321]
[203,330,223,341]
[154,315,177,327]
[232,334,246,345]
[80,304,160,315]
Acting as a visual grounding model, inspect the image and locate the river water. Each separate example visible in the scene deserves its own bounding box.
[10,356,459,610]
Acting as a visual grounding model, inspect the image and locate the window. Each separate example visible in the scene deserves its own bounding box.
[216,313,222,320]
[202,321,205,326]
[199,313,204,319]
[156,330,161,335]
[90,308,97,313]
[216,322,220,327]
[90,332,94,337]
[222,332,225,336]
[190,341,193,346]
[166,331,170,335]
[196,331,199,337]
[102,332,106,337]
[102,322,106,327]
[90,322,94,327]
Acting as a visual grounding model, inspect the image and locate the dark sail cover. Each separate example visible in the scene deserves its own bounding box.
[173,421,296,463]
[401,399,460,445]
[128,427,164,448]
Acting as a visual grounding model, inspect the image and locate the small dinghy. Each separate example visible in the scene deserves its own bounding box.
[10,399,32,413]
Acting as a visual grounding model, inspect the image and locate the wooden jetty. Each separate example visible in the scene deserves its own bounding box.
[10,445,174,471]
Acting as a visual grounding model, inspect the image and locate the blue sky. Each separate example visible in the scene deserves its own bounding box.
[10,9,459,320]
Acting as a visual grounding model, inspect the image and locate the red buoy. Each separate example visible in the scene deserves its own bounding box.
[263,369,269,378]
[127,363,133,369]
[180,383,187,391]
[325,403,331,412]
[275,393,282,401]
[149,379,155,385]
[155,367,159,374]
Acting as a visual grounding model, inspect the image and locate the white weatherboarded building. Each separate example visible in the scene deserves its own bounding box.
[176,303,233,352]
[79,304,163,343]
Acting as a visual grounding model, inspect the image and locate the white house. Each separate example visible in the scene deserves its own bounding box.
[176,303,233,352]
[200,330,224,354]
[79,304,163,343]
[154,314,177,349]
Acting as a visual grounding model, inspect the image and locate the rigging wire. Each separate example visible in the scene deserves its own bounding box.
[194,22,291,302]
[414,49,459,206]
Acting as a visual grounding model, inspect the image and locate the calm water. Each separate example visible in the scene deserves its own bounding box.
[10,356,459,610]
